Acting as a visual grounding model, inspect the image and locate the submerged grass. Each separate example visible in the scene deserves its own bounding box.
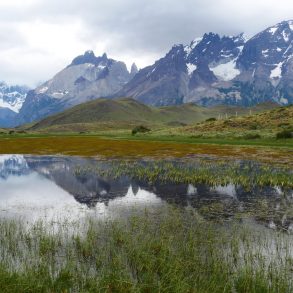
[0,207,293,292]
[75,158,293,189]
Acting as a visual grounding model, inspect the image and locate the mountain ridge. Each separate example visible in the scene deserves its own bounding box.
[16,51,136,126]
[116,20,293,107]
[1,19,292,128]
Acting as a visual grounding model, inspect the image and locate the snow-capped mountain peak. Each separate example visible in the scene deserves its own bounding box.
[16,51,135,125]
[0,81,28,113]
[116,20,293,107]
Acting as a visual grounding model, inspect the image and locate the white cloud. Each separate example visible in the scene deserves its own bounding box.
[0,0,38,7]
[0,0,292,87]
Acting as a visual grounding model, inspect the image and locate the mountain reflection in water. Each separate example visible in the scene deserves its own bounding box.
[0,155,292,231]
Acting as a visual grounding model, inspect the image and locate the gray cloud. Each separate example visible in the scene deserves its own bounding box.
[0,0,292,86]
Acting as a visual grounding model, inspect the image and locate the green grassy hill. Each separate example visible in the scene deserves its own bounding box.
[26,97,279,133]
[159,104,293,139]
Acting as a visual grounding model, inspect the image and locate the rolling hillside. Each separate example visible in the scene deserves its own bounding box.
[26,98,279,133]
[161,104,293,139]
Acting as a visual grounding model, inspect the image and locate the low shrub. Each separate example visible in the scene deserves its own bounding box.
[278,122,290,128]
[276,130,293,139]
[249,123,259,130]
[132,125,151,135]
[244,133,261,140]
[167,121,187,127]
[205,117,217,122]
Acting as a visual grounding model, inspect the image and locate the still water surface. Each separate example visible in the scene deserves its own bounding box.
[0,155,292,230]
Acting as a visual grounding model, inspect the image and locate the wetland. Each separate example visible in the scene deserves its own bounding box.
[0,154,292,292]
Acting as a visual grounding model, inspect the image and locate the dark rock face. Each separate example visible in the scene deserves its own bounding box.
[70,51,112,67]
[17,91,67,125]
[130,63,139,77]
[116,20,293,107]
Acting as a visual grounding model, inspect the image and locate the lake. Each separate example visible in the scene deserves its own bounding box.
[0,154,292,231]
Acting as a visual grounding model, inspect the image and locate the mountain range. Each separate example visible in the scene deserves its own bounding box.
[117,20,293,107]
[0,20,292,127]
[0,82,29,127]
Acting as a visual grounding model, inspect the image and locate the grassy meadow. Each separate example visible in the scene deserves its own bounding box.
[0,135,292,166]
[0,100,290,159]
[0,99,291,162]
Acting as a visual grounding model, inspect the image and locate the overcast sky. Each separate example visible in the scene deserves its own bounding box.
[0,0,292,87]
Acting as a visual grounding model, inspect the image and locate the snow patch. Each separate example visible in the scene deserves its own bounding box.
[268,27,278,34]
[270,62,283,79]
[276,47,282,52]
[221,53,234,58]
[280,97,288,104]
[284,44,292,55]
[282,30,290,42]
[38,86,48,94]
[289,20,293,30]
[262,49,269,57]
[209,59,240,81]
[147,66,156,77]
[0,99,18,113]
[190,37,202,49]
[187,63,197,75]
[0,93,26,113]
[237,46,244,53]
[51,90,69,98]
[184,46,192,55]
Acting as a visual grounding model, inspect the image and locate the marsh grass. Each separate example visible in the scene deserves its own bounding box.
[0,136,292,166]
[75,158,293,189]
[0,207,292,292]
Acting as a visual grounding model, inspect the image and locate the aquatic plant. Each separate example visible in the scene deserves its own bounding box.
[75,158,293,189]
[0,207,292,292]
